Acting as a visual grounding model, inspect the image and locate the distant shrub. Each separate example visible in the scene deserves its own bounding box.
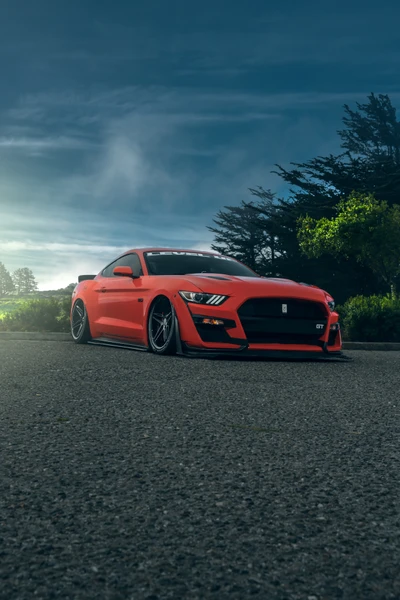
[0,296,72,332]
[0,298,25,315]
[336,294,400,342]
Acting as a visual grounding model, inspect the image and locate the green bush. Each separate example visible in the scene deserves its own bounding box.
[336,294,400,342]
[0,296,72,332]
[0,298,25,316]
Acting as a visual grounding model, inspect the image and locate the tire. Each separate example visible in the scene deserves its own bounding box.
[147,296,177,355]
[71,299,92,344]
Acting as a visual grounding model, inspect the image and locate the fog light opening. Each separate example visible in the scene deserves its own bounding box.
[202,318,224,326]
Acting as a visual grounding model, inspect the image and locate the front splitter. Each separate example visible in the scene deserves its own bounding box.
[179,341,352,361]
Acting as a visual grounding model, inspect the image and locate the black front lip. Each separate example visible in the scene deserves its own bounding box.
[180,342,352,361]
[178,340,348,360]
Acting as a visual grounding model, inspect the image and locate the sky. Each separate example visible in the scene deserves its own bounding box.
[0,0,399,289]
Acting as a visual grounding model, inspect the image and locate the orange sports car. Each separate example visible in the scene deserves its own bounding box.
[70,247,344,359]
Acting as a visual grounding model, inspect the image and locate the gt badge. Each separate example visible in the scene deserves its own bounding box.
[282,303,287,313]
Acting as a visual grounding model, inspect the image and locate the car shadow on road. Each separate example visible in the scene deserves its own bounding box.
[194,354,354,363]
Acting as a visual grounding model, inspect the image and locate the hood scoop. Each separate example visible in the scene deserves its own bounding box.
[194,274,232,281]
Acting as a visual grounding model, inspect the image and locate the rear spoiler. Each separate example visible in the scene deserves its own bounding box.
[78,274,96,282]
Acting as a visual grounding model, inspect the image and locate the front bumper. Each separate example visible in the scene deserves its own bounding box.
[174,316,349,360]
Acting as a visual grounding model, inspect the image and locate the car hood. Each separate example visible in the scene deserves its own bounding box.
[180,274,328,302]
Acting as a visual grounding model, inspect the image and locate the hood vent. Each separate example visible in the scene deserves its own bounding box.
[193,274,232,281]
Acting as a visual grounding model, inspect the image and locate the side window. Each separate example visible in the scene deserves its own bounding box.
[124,253,143,276]
[114,253,143,276]
[102,254,143,278]
[102,261,117,277]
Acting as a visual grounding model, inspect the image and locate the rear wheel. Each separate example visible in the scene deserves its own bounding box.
[71,299,91,344]
[148,296,177,355]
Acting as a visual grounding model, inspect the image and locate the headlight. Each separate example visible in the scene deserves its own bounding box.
[327,300,335,311]
[179,291,228,306]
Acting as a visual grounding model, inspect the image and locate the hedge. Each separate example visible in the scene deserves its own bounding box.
[0,296,72,333]
[337,294,400,342]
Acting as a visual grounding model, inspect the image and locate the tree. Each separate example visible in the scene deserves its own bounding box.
[244,187,309,276]
[206,197,281,275]
[0,262,15,296]
[297,192,400,298]
[240,187,379,304]
[240,94,400,301]
[12,268,38,295]
[274,93,400,211]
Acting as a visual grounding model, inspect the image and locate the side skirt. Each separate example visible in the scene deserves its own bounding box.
[88,337,149,352]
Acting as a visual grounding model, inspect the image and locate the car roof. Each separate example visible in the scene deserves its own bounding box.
[126,248,220,255]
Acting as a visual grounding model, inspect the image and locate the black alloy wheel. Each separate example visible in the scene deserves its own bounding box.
[71,300,92,344]
[148,296,177,355]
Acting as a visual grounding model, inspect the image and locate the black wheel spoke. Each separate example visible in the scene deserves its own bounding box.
[71,300,91,344]
[153,324,164,342]
[72,303,85,339]
[150,301,174,350]
[72,320,82,332]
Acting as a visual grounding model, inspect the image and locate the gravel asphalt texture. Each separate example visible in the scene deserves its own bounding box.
[0,341,399,600]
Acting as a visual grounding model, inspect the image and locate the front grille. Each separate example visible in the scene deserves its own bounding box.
[238,297,327,320]
[238,297,328,345]
[245,331,324,346]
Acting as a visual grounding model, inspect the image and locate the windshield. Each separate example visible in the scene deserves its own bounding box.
[144,252,259,277]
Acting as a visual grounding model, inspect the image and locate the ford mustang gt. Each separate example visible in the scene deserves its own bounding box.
[70,248,344,359]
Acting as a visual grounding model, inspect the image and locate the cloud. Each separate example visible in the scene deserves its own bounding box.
[49,6,399,73]
[0,135,96,152]
[10,87,388,122]
[0,241,131,254]
[4,85,389,222]
[3,86,377,201]
[93,136,150,198]
[3,82,399,289]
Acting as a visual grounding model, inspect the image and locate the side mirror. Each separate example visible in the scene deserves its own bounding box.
[113,266,140,278]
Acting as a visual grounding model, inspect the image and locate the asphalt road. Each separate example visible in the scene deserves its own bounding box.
[0,341,399,600]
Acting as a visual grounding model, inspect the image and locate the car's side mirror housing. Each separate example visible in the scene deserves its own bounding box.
[113,266,140,279]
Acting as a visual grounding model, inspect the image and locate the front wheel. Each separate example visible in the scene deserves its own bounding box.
[148,296,177,355]
[71,299,92,344]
